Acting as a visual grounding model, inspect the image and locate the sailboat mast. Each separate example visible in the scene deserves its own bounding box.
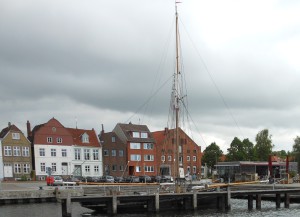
[175,2,180,179]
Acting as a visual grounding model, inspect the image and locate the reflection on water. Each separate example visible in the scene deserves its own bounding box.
[1,199,300,217]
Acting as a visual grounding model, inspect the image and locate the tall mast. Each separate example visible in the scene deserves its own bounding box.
[174,1,180,179]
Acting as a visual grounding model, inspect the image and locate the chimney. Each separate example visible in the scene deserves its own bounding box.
[164,127,168,135]
[101,124,104,134]
[8,122,11,127]
[26,120,31,137]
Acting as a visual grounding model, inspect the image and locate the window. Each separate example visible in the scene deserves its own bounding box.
[93,149,99,160]
[179,145,182,153]
[4,146,12,156]
[168,156,172,161]
[187,166,190,173]
[112,165,117,171]
[51,149,56,157]
[84,149,90,160]
[130,154,141,161]
[187,156,190,161]
[141,132,148,138]
[161,155,165,162]
[144,166,154,172]
[14,164,21,173]
[143,143,153,149]
[112,136,116,142]
[12,133,20,140]
[47,137,53,143]
[23,164,30,174]
[130,142,141,149]
[52,163,57,172]
[82,133,89,143]
[193,166,196,174]
[22,147,30,157]
[193,156,197,162]
[94,165,99,173]
[103,149,109,156]
[74,148,81,160]
[85,165,90,173]
[144,155,154,161]
[57,138,62,143]
[13,146,21,156]
[119,150,124,157]
[132,132,140,138]
[62,149,67,157]
[111,149,116,156]
[179,156,183,163]
[39,148,45,156]
[136,166,141,172]
[119,165,124,171]
[41,163,45,172]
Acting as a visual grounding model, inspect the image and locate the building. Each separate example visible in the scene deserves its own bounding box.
[99,126,127,177]
[112,123,156,176]
[28,118,102,180]
[216,161,298,182]
[152,127,202,179]
[0,123,32,181]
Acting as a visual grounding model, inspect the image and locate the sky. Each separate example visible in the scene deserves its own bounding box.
[1,0,300,153]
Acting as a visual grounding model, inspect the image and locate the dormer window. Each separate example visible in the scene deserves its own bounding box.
[82,133,89,143]
[132,132,140,138]
[141,132,148,138]
[12,133,20,140]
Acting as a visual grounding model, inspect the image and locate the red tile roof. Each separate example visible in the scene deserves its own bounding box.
[67,128,100,147]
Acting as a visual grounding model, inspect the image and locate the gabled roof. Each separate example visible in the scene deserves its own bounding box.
[0,124,22,138]
[114,123,155,143]
[67,128,100,147]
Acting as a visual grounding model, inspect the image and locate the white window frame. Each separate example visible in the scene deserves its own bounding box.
[103,149,109,156]
[144,166,154,172]
[168,155,172,161]
[62,149,67,157]
[143,143,153,150]
[130,154,141,161]
[193,166,196,174]
[187,156,190,161]
[93,149,99,160]
[40,163,45,172]
[23,164,30,174]
[111,149,116,156]
[135,166,141,172]
[13,146,21,156]
[144,155,154,161]
[57,137,62,143]
[132,132,140,138]
[193,156,197,162]
[141,132,148,138]
[84,149,90,160]
[14,164,21,174]
[74,148,81,160]
[22,147,30,157]
[94,165,99,173]
[119,150,124,157]
[51,149,56,157]
[39,148,45,157]
[4,146,12,156]
[161,155,165,162]
[12,133,20,140]
[47,137,53,143]
[130,142,141,149]
[52,163,57,172]
[85,165,90,173]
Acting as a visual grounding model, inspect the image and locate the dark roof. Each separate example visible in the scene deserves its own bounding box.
[0,124,22,138]
[116,123,155,143]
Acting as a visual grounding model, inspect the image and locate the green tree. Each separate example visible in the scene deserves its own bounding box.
[254,129,273,161]
[293,136,300,173]
[226,137,255,161]
[201,142,223,170]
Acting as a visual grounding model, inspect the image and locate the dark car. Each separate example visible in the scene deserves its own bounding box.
[139,175,152,183]
[98,175,115,183]
[84,176,98,182]
[124,176,140,183]
[150,175,162,183]
[114,176,125,183]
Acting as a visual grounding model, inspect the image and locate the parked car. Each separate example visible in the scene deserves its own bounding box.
[114,176,125,183]
[53,176,64,186]
[150,175,162,183]
[161,175,174,183]
[139,175,152,183]
[84,176,98,182]
[124,176,140,183]
[98,175,115,183]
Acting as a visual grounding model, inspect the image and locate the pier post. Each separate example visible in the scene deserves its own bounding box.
[217,195,225,211]
[155,193,160,212]
[226,187,231,210]
[255,194,261,209]
[193,191,197,210]
[276,193,281,208]
[61,195,72,217]
[112,193,117,214]
[248,195,253,210]
[284,193,290,208]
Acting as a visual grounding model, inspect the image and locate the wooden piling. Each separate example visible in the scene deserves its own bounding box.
[256,194,261,209]
[284,193,290,208]
[248,195,253,210]
[155,193,160,212]
[193,191,197,210]
[226,187,231,210]
[276,193,281,208]
[112,193,117,214]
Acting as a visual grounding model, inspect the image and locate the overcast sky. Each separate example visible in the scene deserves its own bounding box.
[1,0,300,153]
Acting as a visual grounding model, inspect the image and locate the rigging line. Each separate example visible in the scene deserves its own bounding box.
[181,100,207,148]
[124,75,173,124]
[179,18,245,139]
[142,17,176,124]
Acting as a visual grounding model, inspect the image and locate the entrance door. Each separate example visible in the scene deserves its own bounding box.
[129,166,134,176]
[61,163,68,175]
[73,165,82,176]
[4,164,13,177]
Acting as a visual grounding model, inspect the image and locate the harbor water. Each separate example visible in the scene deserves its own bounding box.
[1,199,300,217]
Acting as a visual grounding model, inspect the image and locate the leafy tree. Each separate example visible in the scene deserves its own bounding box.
[254,129,273,161]
[293,136,300,173]
[201,142,223,170]
[226,137,255,161]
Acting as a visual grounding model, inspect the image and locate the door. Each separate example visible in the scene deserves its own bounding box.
[73,165,82,176]
[4,164,13,177]
[61,163,68,175]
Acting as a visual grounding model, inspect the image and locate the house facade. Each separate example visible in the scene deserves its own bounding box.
[152,127,202,179]
[0,123,32,181]
[99,127,127,177]
[113,123,156,176]
[29,118,102,180]
[0,133,3,180]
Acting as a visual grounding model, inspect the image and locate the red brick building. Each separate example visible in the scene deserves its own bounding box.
[152,127,202,178]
